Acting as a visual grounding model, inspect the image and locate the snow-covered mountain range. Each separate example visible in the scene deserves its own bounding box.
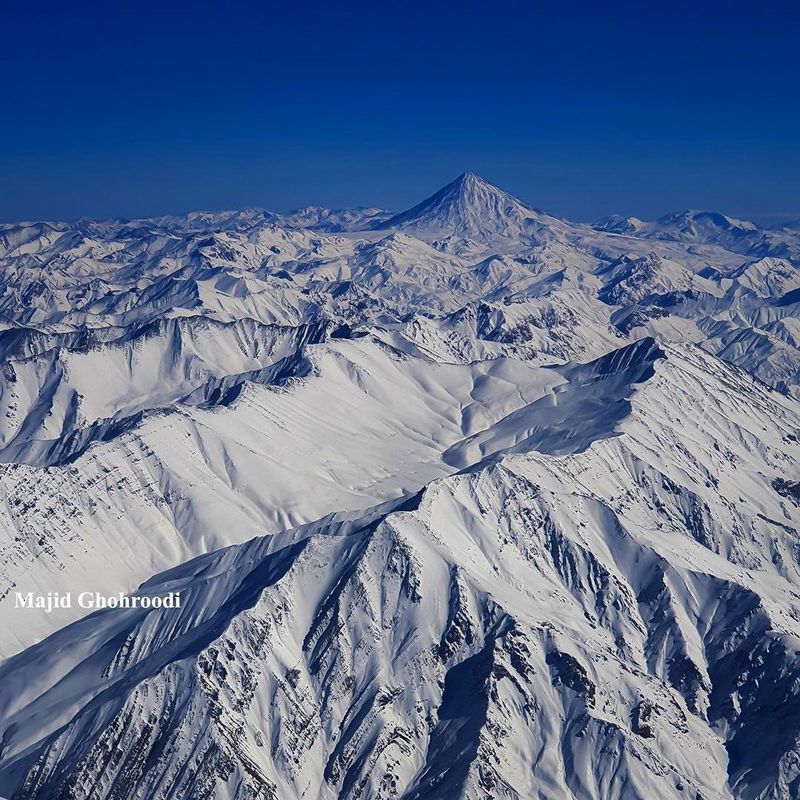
[1,173,799,799]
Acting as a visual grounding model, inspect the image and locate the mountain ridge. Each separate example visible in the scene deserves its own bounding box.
[2,335,799,799]
[0,172,799,799]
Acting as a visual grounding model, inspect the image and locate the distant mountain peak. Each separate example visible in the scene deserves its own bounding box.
[279,205,392,232]
[377,172,549,241]
[656,209,759,232]
[592,215,647,235]
[437,170,514,205]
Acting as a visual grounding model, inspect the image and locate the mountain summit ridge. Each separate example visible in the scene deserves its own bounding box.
[377,171,554,241]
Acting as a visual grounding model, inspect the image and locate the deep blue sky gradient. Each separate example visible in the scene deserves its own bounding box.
[2,0,798,222]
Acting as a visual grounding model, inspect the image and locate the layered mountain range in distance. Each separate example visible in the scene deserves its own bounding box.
[1,173,800,799]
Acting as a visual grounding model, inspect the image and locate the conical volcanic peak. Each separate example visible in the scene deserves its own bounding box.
[378,172,548,241]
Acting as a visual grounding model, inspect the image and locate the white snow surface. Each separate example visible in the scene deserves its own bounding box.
[0,174,800,799]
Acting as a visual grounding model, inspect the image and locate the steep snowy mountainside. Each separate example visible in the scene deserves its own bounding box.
[1,173,800,800]
[592,214,648,235]
[729,257,800,298]
[279,205,392,232]
[611,259,800,396]
[596,253,698,306]
[1,341,799,799]
[0,317,327,465]
[594,209,800,262]
[647,210,759,245]
[1,173,797,396]
[374,287,624,366]
[378,172,565,245]
[0,220,331,327]
[0,336,688,658]
[0,335,570,655]
[441,337,666,468]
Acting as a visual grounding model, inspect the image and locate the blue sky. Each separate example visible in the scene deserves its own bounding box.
[1,0,798,222]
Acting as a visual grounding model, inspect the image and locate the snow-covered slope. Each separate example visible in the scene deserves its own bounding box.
[377,172,561,245]
[0,336,569,655]
[2,341,800,799]
[1,174,799,800]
